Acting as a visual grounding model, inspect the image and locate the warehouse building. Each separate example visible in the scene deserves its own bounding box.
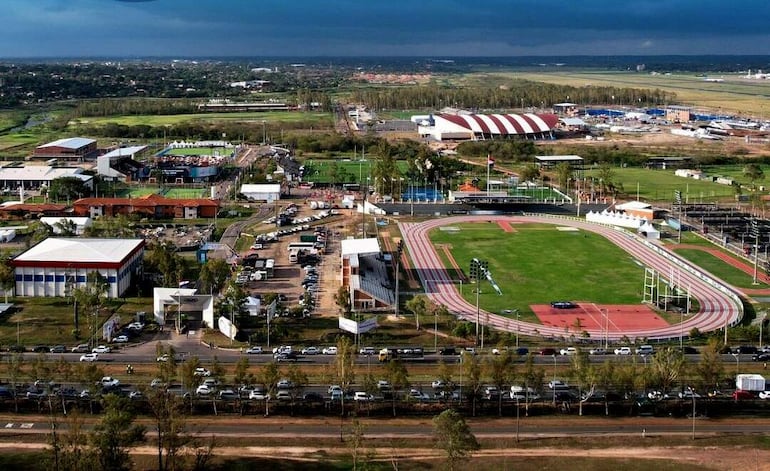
[96,146,148,182]
[240,183,281,203]
[11,237,145,298]
[32,137,98,161]
[418,112,559,141]
[0,165,93,192]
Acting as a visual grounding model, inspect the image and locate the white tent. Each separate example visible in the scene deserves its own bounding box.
[244,296,261,317]
[638,222,660,240]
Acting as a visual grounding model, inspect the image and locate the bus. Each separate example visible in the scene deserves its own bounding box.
[286,242,316,253]
[378,346,424,362]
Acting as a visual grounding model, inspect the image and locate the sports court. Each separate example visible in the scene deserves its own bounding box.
[531,302,669,332]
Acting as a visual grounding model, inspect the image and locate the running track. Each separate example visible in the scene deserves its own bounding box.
[400,215,743,341]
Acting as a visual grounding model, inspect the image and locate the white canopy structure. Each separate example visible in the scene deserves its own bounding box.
[586,209,648,229]
[638,222,660,240]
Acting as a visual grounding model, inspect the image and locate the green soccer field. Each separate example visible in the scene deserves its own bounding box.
[119,187,160,198]
[163,188,207,198]
[428,222,647,320]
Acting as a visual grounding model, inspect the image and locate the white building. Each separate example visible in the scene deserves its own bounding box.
[240,184,281,203]
[11,238,145,298]
[340,238,394,312]
[0,166,93,191]
[97,146,147,182]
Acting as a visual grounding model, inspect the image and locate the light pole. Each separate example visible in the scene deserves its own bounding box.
[552,354,557,406]
[434,312,438,353]
[731,352,740,375]
[761,312,767,349]
[689,386,696,440]
[475,287,481,349]
[514,310,520,348]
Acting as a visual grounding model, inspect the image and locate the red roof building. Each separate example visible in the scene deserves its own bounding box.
[73,194,220,219]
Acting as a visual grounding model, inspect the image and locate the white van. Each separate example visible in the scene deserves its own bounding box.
[635,345,654,355]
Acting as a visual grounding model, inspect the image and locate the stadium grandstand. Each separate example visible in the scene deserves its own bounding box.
[418,112,559,141]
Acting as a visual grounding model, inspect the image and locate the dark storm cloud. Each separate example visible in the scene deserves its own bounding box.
[2,0,770,57]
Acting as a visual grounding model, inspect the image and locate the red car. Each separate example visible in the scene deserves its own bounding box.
[732,390,755,401]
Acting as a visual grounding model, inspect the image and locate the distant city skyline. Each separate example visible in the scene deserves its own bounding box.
[2,0,770,58]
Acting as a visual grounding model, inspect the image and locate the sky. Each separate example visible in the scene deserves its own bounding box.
[2,0,770,58]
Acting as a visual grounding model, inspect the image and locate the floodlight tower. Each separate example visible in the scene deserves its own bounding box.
[470,258,503,349]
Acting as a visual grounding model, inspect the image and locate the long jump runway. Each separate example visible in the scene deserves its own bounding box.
[400,215,742,341]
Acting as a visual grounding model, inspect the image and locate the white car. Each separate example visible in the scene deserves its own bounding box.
[636,345,655,355]
[560,347,578,356]
[245,346,263,354]
[112,335,129,343]
[249,389,270,401]
[92,345,111,354]
[127,322,144,331]
[99,376,120,387]
[758,391,770,400]
[301,346,320,355]
[79,353,98,362]
[193,367,211,377]
[328,385,343,395]
[614,347,632,355]
[196,384,213,396]
[359,347,376,356]
[353,391,373,402]
[431,380,447,390]
[322,346,338,355]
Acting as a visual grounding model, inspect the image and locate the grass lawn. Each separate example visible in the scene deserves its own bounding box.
[68,111,334,127]
[429,222,647,319]
[585,166,737,202]
[302,158,411,186]
[0,297,154,348]
[674,248,758,288]
[494,70,770,116]
[120,187,160,198]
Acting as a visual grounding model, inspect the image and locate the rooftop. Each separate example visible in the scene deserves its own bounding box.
[37,137,96,150]
[13,238,144,265]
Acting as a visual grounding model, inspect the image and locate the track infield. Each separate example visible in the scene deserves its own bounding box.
[532,302,669,333]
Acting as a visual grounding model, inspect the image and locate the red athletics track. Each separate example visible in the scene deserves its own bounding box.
[532,303,668,333]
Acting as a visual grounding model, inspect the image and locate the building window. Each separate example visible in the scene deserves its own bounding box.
[55,275,65,282]
[45,275,54,282]
[108,276,117,283]
[76,275,86,283]
[23,274,33,282]
[33,275,44,282]
[15,274,22,281]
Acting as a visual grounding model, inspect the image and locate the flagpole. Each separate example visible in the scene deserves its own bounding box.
[486,154,491,196]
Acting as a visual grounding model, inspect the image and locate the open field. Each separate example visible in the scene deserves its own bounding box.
[477,70,770,117]
[68,111,334,127]
[118,187,159,198]
[428,222,648,320]
[584,166,737,202]
[302,158,411,186]
[672,249,759,288]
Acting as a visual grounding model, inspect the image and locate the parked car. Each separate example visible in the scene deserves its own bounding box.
[193,367,211,377]
[245,346,263,354]
[71,344,90,353]
[79,353,98,362]
[359,346,376,356]
[377,380,391,391]
[129,391,143,401]
[678,389,701,399]
[322,346,338,355]
[408,389,430,401]
[303,392,324,402]
[484,386,500,400]
[614,347,632,355]
[752,353,770,362]
[249,388,270,401]
[589,348,607,355]
[277,379,294,389]
[275,390,292,401]
[682,346,699,354]
[515,347,530,356]
[539,348,558,356]
[49,345,66,354]
[759,391,770,400]
[218,389,238,401]
[26,388,47,399]
[301,346,320,355]
[550,301,577,309]
[92,345,111,354]
[560,347,578,356]
[431,380,447,390]
[548,380,569,390]
[99,377,120,387]
[636,345,655,355]
[353,392,373,402]
[195,385,213,396]
[274,352,298,362]
[31,345,50,353]
[112,335,129,343]
[733,390,756,401]
[438,347,458,355]
[735,346,758,355]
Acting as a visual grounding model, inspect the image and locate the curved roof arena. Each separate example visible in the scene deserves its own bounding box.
[437,113,558,136]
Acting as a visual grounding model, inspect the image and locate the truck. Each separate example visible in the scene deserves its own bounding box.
[736,374,766,391]
[288,248,300,264]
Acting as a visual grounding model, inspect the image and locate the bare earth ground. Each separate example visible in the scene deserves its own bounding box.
[1,441,769,470]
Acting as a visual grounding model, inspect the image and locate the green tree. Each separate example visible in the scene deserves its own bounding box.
[198,258,232,295]
[486,351,514,417]
[697,339,725,392]
[743,163,765,189]
[596,163,616,195]
[334,285,352,316]
[334,337,357,416]
[518,164,540,183]
[258,361,281,417]
[650,347,685,393]
[405,294,430,331]
[0,253,16,303]
[432,409,480,471]
[233,356,253,387]
[554,162,574,191]
[384,359,409,417]
[521,354,543,416]
[52,411,98,471]
[570,349,597,416]
[49,177,90,202]
[91,394,145,471]
[462,353,483,417]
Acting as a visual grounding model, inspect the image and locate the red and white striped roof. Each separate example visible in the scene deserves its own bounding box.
[437,113,558,135]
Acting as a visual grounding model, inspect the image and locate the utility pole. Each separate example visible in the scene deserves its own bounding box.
[394,240,404,318]
[751,218,760,285]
